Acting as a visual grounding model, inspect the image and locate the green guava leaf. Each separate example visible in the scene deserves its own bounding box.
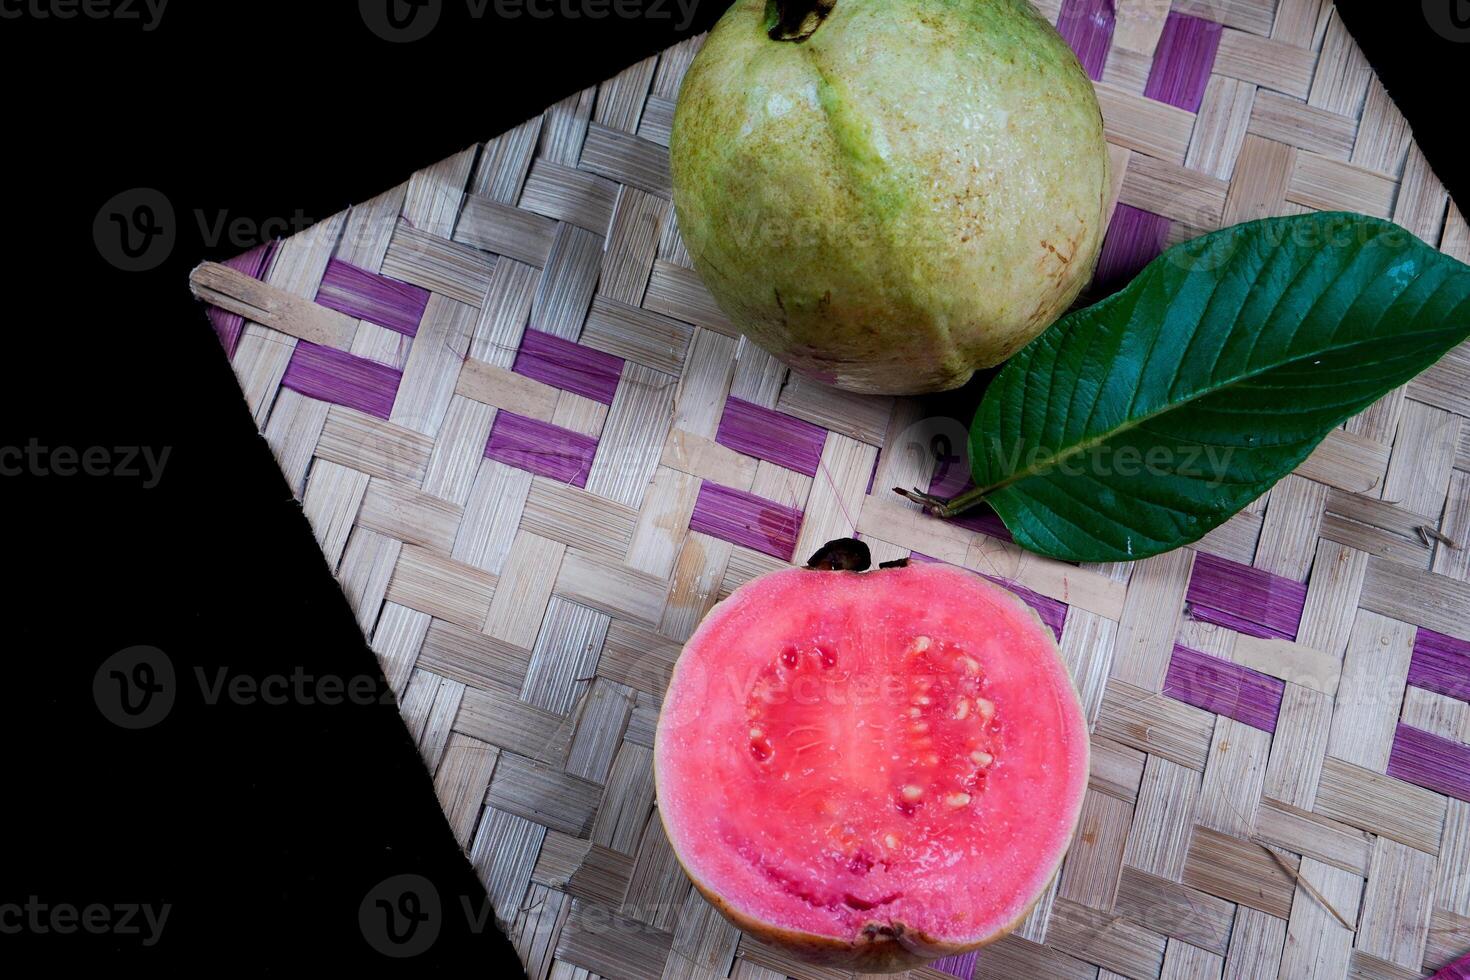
[963,211,1470,563]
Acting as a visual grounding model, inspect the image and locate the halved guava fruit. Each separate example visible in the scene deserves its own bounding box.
[653,544,1088,972]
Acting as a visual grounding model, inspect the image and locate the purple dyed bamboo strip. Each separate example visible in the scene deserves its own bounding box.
[1408,628,1470,702]
[483,411,598,488]
[1187,551,1306,642]
[208,241,275,358]
[315,258,430,337]
[1055,0,1115,81]
[1387,723,1470,804]
[689,483,802,562]
[1144,12,1223,113]
[512,328,624,405]
[1093,204,1171,298]
[931,951,978,980]
[715,397,827,477]
[1163,644,1284,733]
[1434,952,1470,979]
[280,341,402,419]
[907,554,1068,640]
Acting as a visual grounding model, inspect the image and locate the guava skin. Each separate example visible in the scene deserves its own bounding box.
[670,0,1109,395]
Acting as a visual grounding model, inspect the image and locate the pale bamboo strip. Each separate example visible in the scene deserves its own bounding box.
[1110,548,1194,690]
[337,182,409,269]
[1277,857,1362,979]
[592,743,657,855]
[585,362,679,509]
[1059,608,1120,729]
[622,811,691,930]
[473,116,543,203]
[485,532,568,648]
[389,293,475,436]
[522,597,608,715]
[776,373,894,448]
[1254,475,1330,580]
[1197,718,1272,838]
[264,390,329,496]
[659,429,757,490]
[337,526,403,632]
[1261,683,1334,808]
[602,186,670,306]
[1360,558,1470,644]
[1255,797,1372,875]
[418,616,530,695]
[316,405,435,485]
[1327,609,1415,771]
[1215,28,1317,99]
[1115,866,1236,954]
[1186,75,1256,180]
[670,329,737,439]
[540,86,597,166]
[386,543,497,631]
[1097,679,1216,771]
[358,475,464,555]
[658,532,732,643]
[1059,789,1134,910]
[582,295,693,377]
[1183,826,1298,920]
[1090,736,1147,804]
[434,732,499,847]
[1357,837,1437,972]
[974,934,1100,980]
[404,144,476,239]
[1095,81,1197,164]
[1221,907,1286,980]
[532,223,604,339]
[420,395,494,505]
[486,753,601,836]
[1046,896,1168,980]
[794,433,878,559]
[401,668,465,773]
[1382,402,1462,518]
[474,813,550,929]
[520,159,620,236]
[566,680,634,783]
[555,549,668,627]
[1247,91,1357,159]
[521,477,639,563]
[1160,939,1224,980]
[595,55,658,134]
[1314,756,1447,854]
[1123,754,1204,882]
[371,602,431,698]
[644,260,738,337]
[469,257,538,365]
[382,220,498,308]
[453,457,533,575]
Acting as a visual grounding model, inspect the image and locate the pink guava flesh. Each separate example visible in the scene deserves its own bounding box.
[654,560,1088,966]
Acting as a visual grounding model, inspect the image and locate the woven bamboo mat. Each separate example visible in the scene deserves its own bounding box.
[190,1,1470,977]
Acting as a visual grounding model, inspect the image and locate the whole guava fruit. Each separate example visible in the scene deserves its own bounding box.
[670,0,1109,395]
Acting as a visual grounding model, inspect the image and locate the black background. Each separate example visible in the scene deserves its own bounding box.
[0,0,1462,969]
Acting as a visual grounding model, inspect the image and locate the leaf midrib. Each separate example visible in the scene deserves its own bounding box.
[976,312,1456,498]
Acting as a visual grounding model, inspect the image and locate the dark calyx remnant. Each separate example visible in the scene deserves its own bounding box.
[806,537,871,571]
[767,0,836,41]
